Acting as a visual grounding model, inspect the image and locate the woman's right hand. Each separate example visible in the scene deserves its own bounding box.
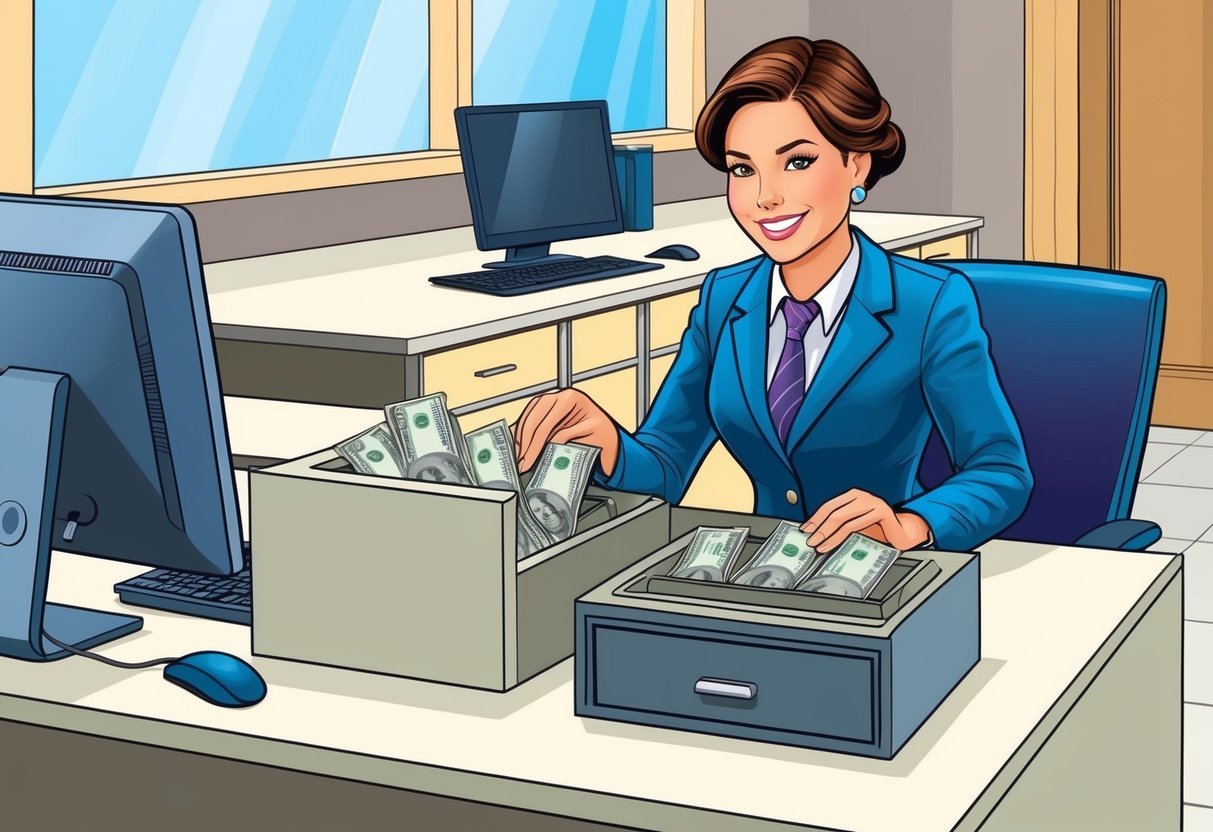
[511,388,620,476]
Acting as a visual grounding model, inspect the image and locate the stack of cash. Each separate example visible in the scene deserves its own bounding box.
[666,524,901,600]
[333,393,600,559]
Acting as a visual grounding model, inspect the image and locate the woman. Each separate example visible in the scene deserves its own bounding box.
[512,37,1032,554]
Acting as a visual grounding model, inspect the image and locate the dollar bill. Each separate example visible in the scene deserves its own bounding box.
[333,422,407,477]
[464,419,548,558]
[384,394,474,485]
[523,441,600,545]
[667,526,751,581]
[797,533,900,598]
[730,521,821,589]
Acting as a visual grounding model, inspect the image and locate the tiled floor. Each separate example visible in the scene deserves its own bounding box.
[1137,426,1213,825]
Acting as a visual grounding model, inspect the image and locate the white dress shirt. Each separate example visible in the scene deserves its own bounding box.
[765,233,861,391]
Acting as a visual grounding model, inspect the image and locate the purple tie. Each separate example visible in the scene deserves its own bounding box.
[768,296,822,446]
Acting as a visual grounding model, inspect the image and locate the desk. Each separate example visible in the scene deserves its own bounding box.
[209,199,983,512]
[0,536,1180,831]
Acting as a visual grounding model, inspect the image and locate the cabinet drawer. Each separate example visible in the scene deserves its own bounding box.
[577,367,637,432]
[573,307,636,373]
[891,245,921,259]
[588,620,879,743]
[453,396,534,434]
[649,290,698,350]
[424,326,557,409]
[680,442,753,513]
[920,234,968,260]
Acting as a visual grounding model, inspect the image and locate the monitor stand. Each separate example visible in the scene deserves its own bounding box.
[482,243,582,269]
[0,368,142,662]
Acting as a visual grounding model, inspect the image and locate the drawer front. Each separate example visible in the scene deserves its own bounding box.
[573,307,636,373]
[577,367,637,432]
[649,290,698,350]
[424,326,557,409]
[920,234,967,260]
[588,620,879,743]
[892,245,921,259]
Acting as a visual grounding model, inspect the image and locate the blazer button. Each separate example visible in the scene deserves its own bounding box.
[785,490,798,505]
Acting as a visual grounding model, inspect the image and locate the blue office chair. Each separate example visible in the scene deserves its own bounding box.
[917,260,1166,550]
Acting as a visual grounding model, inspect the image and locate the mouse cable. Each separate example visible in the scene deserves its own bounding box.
[42,631,178,669]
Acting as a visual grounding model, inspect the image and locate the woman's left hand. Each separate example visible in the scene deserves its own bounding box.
[800,489,931,552]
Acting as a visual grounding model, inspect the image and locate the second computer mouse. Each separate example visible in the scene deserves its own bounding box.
[646,243,700,261]
[163,651,267,708]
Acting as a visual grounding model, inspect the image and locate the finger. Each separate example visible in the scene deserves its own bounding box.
[546,423,595,448]
[806,498,875,548]
[802,489,865,535]
[815,509,881,553]
[514,394,560,464]
[512,394,550,449]
[518,396,579,471]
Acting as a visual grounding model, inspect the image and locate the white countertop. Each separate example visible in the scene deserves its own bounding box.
[2,538,1176,832]
[204,198,981,354]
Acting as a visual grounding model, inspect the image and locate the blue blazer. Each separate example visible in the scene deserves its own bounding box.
[596,229,1033,552]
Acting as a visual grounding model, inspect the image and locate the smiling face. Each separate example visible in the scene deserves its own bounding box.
[723,100,871,265]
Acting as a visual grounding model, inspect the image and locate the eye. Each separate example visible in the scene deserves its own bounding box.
[727,162,754,177]
[786,153,818,171]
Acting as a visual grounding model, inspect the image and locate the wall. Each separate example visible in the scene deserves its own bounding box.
[191,1,1023,264]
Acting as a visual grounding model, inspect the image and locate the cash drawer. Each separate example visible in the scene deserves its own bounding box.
[576,509,979,758]
[588,620,878,743]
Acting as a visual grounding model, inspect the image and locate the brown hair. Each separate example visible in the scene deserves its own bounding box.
[695,37,905,189]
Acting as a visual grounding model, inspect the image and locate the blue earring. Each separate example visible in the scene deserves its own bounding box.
[850,185,867,205]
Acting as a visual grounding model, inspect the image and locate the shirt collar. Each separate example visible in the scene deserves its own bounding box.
[769,232,860,336]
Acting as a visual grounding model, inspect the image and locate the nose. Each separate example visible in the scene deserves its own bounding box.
[757,181,783,212]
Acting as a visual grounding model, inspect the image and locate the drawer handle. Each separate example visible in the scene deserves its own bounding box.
[694,677,757,700]
[924,253,953,260]
[474,363,517,379]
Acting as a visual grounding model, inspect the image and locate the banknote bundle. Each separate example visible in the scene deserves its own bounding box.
[665,522,902,600]
[334,394,599,559]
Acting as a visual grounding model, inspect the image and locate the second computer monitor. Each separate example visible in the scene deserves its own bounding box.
[455,100,624,267]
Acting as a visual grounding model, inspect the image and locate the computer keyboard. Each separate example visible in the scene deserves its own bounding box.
[428,255,662,296]
[114,548,252,625]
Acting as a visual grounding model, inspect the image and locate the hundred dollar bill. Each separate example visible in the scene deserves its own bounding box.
[464,419,549,557]
[333,422,407,478]
[384,394,474,485]
[523,441,600,544]
[730,521,821,589]
[667,526,751,581]
[797,533,900,598]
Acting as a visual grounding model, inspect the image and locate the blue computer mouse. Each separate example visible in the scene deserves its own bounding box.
[163,651,267,708]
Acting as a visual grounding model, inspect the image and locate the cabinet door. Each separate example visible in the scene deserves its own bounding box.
[572,307,636,374]
[649,290,698,351]
[577,367,637,432]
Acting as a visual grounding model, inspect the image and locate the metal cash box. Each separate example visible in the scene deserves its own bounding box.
[250,448,668,691]
[574,508,980,759]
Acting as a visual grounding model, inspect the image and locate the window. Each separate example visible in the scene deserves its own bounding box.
[1,0,704,202]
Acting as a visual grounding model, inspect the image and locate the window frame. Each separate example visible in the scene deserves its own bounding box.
[2,0,705,203]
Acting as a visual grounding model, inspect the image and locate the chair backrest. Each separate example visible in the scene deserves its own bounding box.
[916,260,1166,545]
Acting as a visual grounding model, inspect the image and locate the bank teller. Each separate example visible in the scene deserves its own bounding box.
[513,36,1033,554]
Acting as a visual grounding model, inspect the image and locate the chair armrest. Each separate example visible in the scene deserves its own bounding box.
[1072,519,1163,551]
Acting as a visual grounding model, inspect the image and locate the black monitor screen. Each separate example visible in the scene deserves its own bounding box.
[457,102,623,249]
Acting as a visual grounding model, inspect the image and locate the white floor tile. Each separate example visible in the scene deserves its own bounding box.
[1147,446,1213,489]
[1187,543,1213,623]
[1204,525,1213,544]
[1141,442,1186,481]
[1150,426,1204,445]
[1186,804,1213,831]
[1149,538,1193,554]
[1196,432,1213,448]
[1187,622,1213,705]
[1131,485,1213,541]
[1186,704,1213,806]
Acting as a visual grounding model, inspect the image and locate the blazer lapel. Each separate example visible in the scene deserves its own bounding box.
[784,231,896,455]
[726,257,785,463]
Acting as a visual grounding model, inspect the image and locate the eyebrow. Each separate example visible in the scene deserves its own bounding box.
[724,138,818,160]
[776,138,817,154]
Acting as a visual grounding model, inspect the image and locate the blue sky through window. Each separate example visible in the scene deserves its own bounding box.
[472,0,667,133]
[34,0,429,186]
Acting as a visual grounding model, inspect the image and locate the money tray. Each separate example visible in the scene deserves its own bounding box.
[574,507,979,759]
[249,448,668,691]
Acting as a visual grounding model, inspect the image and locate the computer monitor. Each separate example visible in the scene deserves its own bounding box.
[0,194,243,662]
[455,99,625,268]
